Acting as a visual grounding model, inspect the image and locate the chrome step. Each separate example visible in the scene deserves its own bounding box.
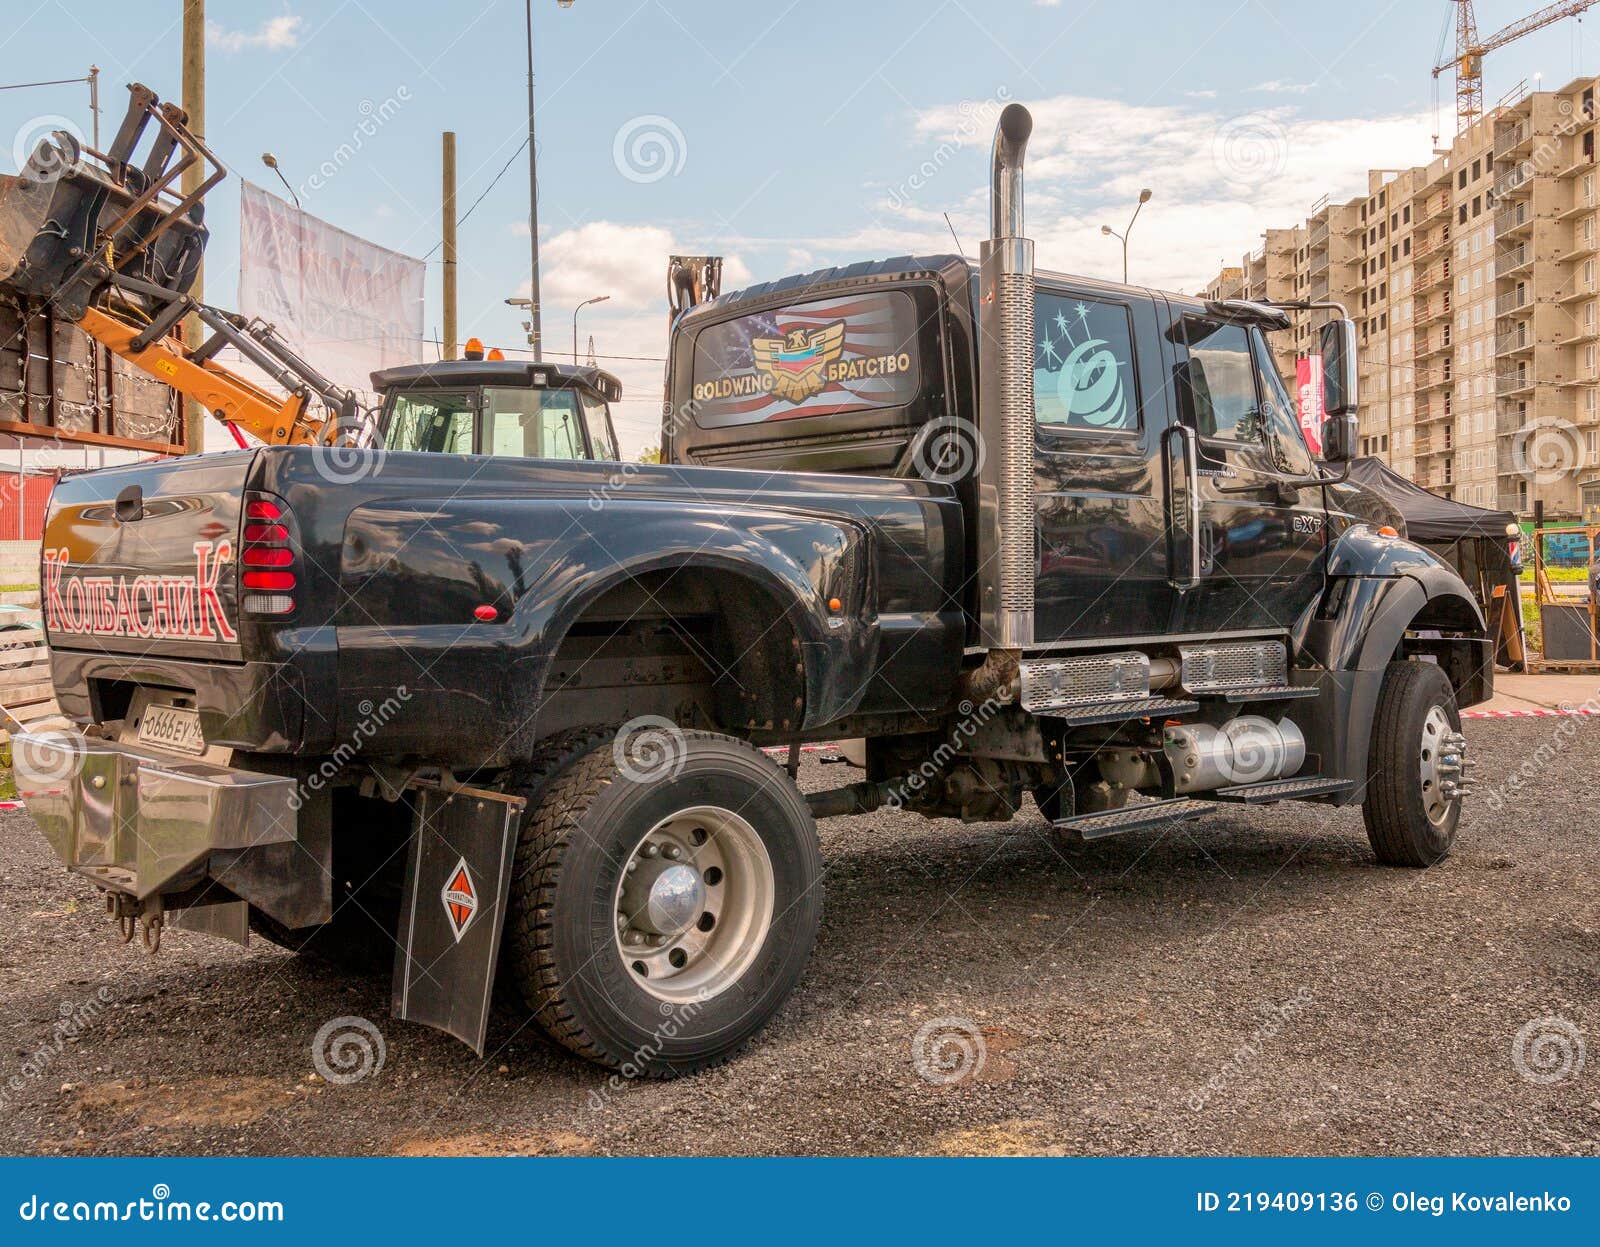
[1210,775,1355,804]
[1054,797,1214,840]
[1210,684,1319,705]
[1019,652,1150,714]
[1055,696,1199,727]
[1179,640,1288,694]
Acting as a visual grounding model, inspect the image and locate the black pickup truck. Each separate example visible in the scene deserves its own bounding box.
[14,105,1486,1075]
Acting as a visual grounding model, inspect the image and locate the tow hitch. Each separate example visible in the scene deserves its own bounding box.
[105,892,164,952]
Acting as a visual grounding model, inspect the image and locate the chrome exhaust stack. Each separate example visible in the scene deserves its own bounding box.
[977,103,1036,652]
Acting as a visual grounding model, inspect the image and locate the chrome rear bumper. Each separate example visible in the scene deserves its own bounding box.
[11,730,297,899]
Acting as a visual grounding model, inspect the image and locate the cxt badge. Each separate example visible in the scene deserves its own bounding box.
[440,858,478,942]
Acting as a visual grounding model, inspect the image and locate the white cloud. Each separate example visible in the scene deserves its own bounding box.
[538,221,750,312]
[207,15,303,53]
[902,92,1435,292]
[1250,79,1318,95]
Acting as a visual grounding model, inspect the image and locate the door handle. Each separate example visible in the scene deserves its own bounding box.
[1171,424,1202,590]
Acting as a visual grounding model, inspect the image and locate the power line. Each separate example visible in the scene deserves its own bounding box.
[423,136,530,260]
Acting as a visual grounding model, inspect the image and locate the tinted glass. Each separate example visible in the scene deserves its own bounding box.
[1033,293,1139,432]
[385,391,475,454]
[690,291,921,428]
[1183,321,1264,443]
[1251,329,1313,475]
[485,387,586,460]
[582,392,618,460]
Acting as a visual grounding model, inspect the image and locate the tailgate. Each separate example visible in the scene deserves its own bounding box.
[41,450,255,660]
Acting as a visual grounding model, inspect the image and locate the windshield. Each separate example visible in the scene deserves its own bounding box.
[380,384,617,459]
[484,387,587,459]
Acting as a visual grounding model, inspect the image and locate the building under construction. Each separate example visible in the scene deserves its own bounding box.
[1206,74,1600,521]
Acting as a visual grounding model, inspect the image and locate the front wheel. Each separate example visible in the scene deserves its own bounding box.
[1361,660,1469,867]
[506,729,823,1075]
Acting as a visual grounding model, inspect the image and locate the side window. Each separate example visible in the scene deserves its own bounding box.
[385,392,475,454]
[1181,320,1264,444]
[1033,292,1139,433]
[1250,329,1314,476]
[582,393,618,460]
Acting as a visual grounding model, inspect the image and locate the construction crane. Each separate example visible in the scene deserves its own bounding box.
[1432,0,1599,141]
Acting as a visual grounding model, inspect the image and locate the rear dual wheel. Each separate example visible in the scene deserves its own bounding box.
[506,730,822,1076]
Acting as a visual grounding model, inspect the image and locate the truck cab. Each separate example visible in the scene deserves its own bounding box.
[372,359,622,460]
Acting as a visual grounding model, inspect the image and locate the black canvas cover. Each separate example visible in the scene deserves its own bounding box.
[1347,456,1516,543]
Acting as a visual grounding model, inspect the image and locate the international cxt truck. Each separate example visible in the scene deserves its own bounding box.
[10,104,1485,1075]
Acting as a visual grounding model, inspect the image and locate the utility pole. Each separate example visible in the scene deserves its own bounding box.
[181,0,206,454]
[524,1,545,361]
[442,131,459,361]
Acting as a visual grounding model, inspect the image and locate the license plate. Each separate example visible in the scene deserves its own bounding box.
[138,704,206,755]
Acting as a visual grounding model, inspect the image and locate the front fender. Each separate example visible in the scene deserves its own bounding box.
[1287,524,1490,803]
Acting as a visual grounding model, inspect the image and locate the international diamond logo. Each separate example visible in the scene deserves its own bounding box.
[440,858,478,942]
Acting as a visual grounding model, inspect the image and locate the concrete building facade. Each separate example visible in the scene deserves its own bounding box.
[1204,78,1600,520]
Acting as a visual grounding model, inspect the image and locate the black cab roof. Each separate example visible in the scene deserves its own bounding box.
[371,359,622,402]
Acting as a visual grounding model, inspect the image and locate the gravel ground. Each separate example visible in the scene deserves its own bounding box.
[1,717,1596,1157]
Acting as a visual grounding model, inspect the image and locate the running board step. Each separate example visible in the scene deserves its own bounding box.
[1210,775,1355,804]
[1209,684,1320,705]
[1054,696,1199,727]
[1054,797,1214,840]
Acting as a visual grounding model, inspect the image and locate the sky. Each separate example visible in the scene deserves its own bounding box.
[6,0,1600,456]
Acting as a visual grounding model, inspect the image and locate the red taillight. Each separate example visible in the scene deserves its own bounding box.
[243,570,296,590]
[241,491,296,617]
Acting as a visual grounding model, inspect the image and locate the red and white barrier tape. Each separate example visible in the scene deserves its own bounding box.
[1463,706,1600,719]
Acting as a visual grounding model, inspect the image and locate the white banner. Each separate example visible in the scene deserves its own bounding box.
[237,182,424,405]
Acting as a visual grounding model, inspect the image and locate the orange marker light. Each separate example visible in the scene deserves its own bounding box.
[828,597,843,612]
[486,348,505,361]
[463,337,485,360]
[1377,525,1399,538]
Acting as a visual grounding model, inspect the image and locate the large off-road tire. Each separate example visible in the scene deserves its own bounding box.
[507,729,823,1076]
[1361,659,1467,868]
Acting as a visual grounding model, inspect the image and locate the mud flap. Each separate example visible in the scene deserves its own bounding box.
[390,783,526,1055]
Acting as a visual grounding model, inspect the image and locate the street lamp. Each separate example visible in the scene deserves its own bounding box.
[260,152,300,209]
[523,1,579,361]
[573,295,609,363]
[1100,188,1152,284]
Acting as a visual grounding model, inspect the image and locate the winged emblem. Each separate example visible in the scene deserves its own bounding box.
[752,320,847,404]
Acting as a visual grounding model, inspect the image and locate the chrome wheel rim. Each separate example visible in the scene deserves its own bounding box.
[613,805,775,1004]
[1419,705,1466,825]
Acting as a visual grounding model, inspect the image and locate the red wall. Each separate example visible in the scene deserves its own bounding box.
[0,473,55,541]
